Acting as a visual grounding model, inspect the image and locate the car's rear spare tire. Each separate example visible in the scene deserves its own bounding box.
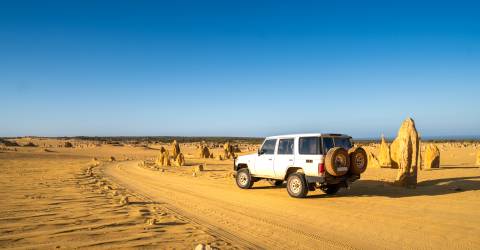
[348,147,368,174]
[325,147,350,176]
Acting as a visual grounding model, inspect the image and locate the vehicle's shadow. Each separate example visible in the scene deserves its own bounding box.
[308,176,480,199]
[251,183,286,189]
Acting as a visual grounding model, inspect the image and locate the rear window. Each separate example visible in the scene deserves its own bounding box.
[323,137,334,154]
[334,137,352,150]
[299,137,322,155]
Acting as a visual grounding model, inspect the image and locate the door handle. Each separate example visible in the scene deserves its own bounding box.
[268,158,273,161]
[289,159,293,161]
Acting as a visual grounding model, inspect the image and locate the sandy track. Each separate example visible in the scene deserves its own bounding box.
[105,162,353,250]
[104,161,480,250]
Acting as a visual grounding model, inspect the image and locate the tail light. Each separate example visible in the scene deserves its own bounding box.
[318,163,325,175]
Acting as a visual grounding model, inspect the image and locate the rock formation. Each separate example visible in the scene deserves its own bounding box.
[175,152,185,166]
[390,118,420,187]
[198,145,211,159]
[367,151,381,168]
[156,150,171,166]
[162,150,171,166]
[379,134,391,167]
[223,142,236,159]
[423,144,440,169]
[172,140,180,159]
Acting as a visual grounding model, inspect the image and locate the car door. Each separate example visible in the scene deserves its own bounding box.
[254,139,277,177]
[274,138,295,179]
[295,136,323,176]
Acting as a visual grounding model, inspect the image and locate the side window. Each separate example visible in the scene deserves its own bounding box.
[323,137,334,154]
[261,139,277,155]
[277,138,294,155]
[299,137,321,155]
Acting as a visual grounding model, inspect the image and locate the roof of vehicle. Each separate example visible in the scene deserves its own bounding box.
[265,133,351,139]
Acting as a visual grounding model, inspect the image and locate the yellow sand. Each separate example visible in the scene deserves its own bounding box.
[0,138,479,249]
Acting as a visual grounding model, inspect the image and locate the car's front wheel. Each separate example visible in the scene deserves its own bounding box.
[286,173,308,198]
[236,168,253,189]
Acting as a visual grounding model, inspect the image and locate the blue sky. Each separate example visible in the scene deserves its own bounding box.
[1,1,479,138]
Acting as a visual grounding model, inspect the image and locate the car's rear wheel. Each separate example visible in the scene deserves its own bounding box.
[236,168,253,189]
[286,173,308,198]
[321,184,340,195]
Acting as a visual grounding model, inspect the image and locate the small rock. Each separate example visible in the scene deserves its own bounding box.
[146,218,157,225]
[194,244,215,250]
[119,196,129,205]
[192,165,203,173]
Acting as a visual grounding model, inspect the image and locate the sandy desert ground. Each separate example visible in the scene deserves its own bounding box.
[0,138,479,249]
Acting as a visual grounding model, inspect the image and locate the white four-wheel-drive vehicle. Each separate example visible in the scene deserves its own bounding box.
[234,133,368,198]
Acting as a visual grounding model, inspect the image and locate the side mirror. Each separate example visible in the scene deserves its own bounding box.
[258,149,264,155]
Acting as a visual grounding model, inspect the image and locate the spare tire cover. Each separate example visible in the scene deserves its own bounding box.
[325,147,350,176]
[348,147,368,174]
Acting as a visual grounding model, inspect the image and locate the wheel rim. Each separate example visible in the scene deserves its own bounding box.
[355,154,365,168]
[289,177,301,194]
[238,173,248,186]
[335,154,347,168]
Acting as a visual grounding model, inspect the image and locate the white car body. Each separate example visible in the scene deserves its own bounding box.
[234,133,353,183]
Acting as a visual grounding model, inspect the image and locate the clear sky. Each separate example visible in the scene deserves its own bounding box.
[1,1,479,138]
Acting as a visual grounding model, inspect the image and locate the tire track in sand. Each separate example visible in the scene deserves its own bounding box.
[103,161,355,250]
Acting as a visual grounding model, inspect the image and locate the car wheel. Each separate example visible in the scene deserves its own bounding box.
[286,173,308,198]
[321,184,340,195]
[236,168,253,189]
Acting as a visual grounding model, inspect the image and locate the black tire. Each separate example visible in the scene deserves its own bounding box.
[236,168,253,189]
[348,147,368,174]
[286,173,308,198]
[325,147,350,176]
[321,184,340,195]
